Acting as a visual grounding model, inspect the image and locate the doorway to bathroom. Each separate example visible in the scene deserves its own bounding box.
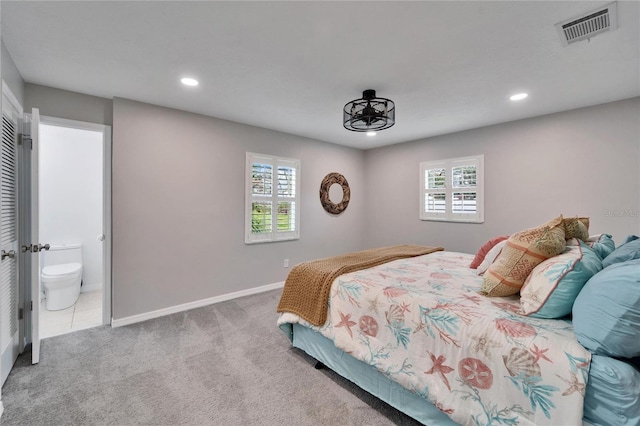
[37,117,111,339]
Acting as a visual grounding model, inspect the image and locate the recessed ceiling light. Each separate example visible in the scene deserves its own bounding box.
[510,93,528,101]
[366,131,377,137]
[181,77,199,87]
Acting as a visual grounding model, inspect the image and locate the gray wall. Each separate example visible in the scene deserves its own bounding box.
[112,98,365,319]
[24,83,112,126]
[14,82,640,321]
[1,41,24,106]
[363,97,640,253]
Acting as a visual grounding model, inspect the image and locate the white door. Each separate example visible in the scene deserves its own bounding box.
[0,92,21,383]
[23,109,41,364]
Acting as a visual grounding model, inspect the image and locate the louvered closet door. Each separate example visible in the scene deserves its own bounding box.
[0,111,19,385]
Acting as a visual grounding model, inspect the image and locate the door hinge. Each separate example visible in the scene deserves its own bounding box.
[19,308,23,320]
[22,243,50,253]
[31,300,33,311]
[19,135,33,149]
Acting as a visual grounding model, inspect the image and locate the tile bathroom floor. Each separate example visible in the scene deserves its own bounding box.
[40,290,103,339]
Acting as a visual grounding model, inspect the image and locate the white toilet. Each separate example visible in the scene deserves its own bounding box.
[41,243,83,311]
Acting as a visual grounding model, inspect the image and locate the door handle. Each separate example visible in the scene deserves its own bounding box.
[1,250,16,260]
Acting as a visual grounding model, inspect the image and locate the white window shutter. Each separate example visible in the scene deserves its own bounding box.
[246,153,300,244]
[420,155,484,223]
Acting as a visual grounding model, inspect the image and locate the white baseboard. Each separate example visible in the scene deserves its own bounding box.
[111,281,284,328]
[81,283,103,293]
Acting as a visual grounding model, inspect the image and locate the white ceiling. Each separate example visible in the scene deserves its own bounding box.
[2,1,639,149]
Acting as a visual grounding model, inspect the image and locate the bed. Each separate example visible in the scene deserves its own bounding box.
[276,225,640,426]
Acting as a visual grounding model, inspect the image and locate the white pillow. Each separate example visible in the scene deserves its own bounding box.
[476,240,507,275]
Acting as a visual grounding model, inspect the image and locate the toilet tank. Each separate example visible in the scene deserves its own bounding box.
[42,243,83,267]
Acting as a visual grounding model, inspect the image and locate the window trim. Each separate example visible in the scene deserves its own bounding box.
[419,155,484,223]
[245,152,300,244]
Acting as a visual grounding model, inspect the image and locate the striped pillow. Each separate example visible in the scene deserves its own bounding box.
[563,217,589,241]
[481,216,566,297]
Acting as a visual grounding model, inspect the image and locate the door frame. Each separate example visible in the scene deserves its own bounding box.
[38,115,112,326]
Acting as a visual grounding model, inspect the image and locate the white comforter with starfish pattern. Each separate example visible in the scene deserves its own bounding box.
[278,251,591,426]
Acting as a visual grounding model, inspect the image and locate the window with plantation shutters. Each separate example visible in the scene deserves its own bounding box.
[420,155,484,223]
[245,153,300,244]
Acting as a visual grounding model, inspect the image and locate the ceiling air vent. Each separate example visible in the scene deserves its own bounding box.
[555,2,618,46]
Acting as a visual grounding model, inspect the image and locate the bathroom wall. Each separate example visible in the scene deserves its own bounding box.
[39,123,103,292]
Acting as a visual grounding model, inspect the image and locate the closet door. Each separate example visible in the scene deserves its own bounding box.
[0,93,21,385]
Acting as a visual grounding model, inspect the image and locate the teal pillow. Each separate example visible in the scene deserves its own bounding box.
[588,234,615,260]
[520,240,602,318]
[584,355,640,426]
[602,237,640,268]
[573,259,640,358]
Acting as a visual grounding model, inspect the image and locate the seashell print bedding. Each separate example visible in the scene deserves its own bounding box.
[278,251,591,426]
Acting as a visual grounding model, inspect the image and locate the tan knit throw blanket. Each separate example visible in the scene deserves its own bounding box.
[277,244,444,326]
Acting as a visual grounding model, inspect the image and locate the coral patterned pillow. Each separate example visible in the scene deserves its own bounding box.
[469,235,509,269]
[481,216,566,297]
[520,239,602,318]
